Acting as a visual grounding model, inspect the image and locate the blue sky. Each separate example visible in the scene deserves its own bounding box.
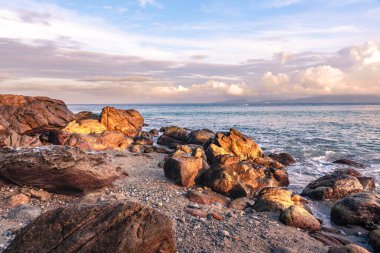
[0,0,380,103]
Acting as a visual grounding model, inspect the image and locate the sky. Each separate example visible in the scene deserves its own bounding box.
[0,0,380,103]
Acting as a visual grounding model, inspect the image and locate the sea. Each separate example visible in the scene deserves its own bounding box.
[68,103,380,194]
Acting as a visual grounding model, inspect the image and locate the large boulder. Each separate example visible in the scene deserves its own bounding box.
[268,153,296,166]
[254,187,308,212]
[100,106,144,137]
[0,94,74,135]
[4,201,176,253]
[279,205,321,231]
[157,126,189,148]
[302,169,375,200]
[206,128,264,162]
[75,111,99,122]
[187,129,215,146]
[330,192,380,228]
[63,119,106,134]
[0,146,124,194]
[198,155,289,199]
[0,128,41,148]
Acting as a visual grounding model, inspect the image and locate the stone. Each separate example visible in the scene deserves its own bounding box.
[100,106,144,137]
[0,146,124,194]
[309,231,349,247]
[163,155,203,187]
[0,129,41,148]
[186,189,229,205]
[272,247,299,253]
[160,126,189,142]
[8,205,42,220]
[198,155,289,198]
[63,119,106,134]
[369,229,380,253]
[29,189,51,201]
[4,202,176,253]
[157,135,186,148]
[206,128,264,163]
[301,169,372,200]
[149,129,159,136]
[268,153,296,166]
[75,111,99,122]
[129,144,145,153]
[254,187,308,212]
[210,212,223,220]
[228,197,254,210]
[134,136,154,146]
[333,159,365,168]
[186,208,207,218]
[0,94,74,135]
[8,194,30,207]
[328,244,370,253]
[279,205,321,231]
[330,192,380,228]
[187,129,215,146]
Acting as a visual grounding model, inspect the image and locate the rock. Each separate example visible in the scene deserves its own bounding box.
[254,187,308,212]
[100,106,144,137]
[279,205,321,231]
[228,197,254,210]
[187,129,215,146]
[129,144,145,153]
[331,192,380,228]
[333,159,365,168]
[4,202,176,253]
[163,155,203,187]
[210,212,223,220]
[198,155,289,198]
[186,208,207,218]
[268,153,296,166]
[272,247,299,253]
[309,231,350,247]
[157,135,186,148]
[0,94,74,135]
[160,126,189,142]
[301,169,373,200]
[149,129,159,137]
[328,244,370,253]
[8,194,30,207]
[8,205,42,220]
[206,128,264,163]
[75,111,99,122]
[144,146,171,154]
[63,119,106,134]
[134,136,154,146]
[29,189,51,201]
[186,189,229,205]
[369,229,380,253]
[0,146,124,194]
[0,129,41,148]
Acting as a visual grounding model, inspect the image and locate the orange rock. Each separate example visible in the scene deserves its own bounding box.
[187,189,229,205]
[8,193,30,207]
[210,212,223,220]
[63,119,106,134]
[186,208,207,218]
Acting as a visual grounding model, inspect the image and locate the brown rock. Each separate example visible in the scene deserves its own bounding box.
[129,144,145,153]
[187,129,215,146]
[309,231,350,247]
[186,208,207,218]
[333,159,365,168]
[63,119,106,134]
[75,111,99,122]
[330,192,380,228]
[279,205,321,231]
[4,201,176,253]
[369,229,380,253]
[301,169,368,200]
[100,106,144,137]
[198,155,289,198]
[8,193,30,207]
[163,155,203,187]
[160,126,189,142]
[134,136,154,146]
[228,197,254,210]
[328,244,370,253]
[29,189,51,201]
[0,146,124,194]
[186,189,229,205]
[157,135,186,148]
[0,94,74,135]
[149,128,159,136]
[268,153,296,166]
[210,212,223,220]
[272,247,299,253]
[0,129,41,148]
[254,187,308,212]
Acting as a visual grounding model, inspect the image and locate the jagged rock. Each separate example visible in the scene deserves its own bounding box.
[330,192,380,228]
[160,126,189,141]
[157,135,186,148]
[63,119,106,134]
[198,155,289,198]
[163,154,203,187]
[254,187,308,212]
[279,205,321,231]
[129,144,145,153]
[186,189,229,205]
[0,129,41,148]
[301,169,374,200]
[0,94,74,135]
[4,202,176,253]
[29,189,51,201]
[268,153,296,166]
[100,106,144,137]
[370,229,380,253]
[206,128,264,162]
[134,136,154,146]
[333,159,365,168]
[328,244,370,253]
[187,129,215,146]
[75,111,99,122]
[149,128,159,137]
[0,146,124,194]
[8,193,30,207]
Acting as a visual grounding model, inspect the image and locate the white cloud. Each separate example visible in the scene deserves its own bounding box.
[262,72,290,92]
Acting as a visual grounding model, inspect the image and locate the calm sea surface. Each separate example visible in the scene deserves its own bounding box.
[68,103,380,193]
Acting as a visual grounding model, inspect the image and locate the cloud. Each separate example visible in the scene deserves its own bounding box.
[264,0,302,8]
[192,80,246,96]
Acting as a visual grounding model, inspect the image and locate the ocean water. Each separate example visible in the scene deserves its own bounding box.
[68,103,380,194]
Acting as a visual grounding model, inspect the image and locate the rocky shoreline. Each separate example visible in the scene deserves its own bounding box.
[0,94,379,253]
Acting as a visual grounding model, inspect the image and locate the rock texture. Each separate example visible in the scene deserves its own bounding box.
[369,229,380,253]
[163,154,203,187]
[186,189,229,205]
[100,106,144,137]
[0,146,124,194]
[199,155,289,198]
[301,169,375,200]
[63,119,106,134]
[333,159,365,168]
[327,244,370,253]
[269,153,296,166]
[4,201,176,253]
[279,205,321,231]
[330,192,380,227]
[187,129,215,146]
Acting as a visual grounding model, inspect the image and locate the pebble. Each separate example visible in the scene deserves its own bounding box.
[221,230,230,237]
